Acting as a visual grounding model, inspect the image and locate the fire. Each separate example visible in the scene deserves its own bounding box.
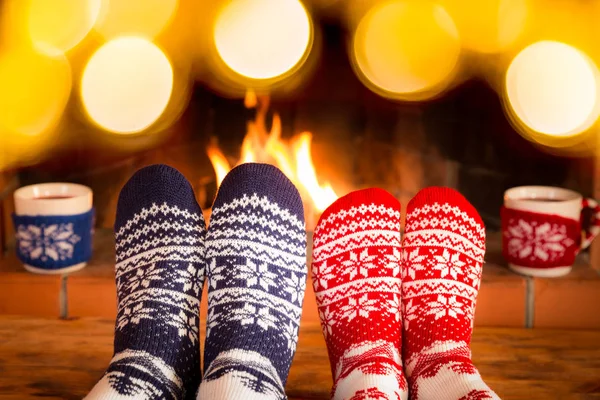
[207,91,338,214]
[206,140,231,186]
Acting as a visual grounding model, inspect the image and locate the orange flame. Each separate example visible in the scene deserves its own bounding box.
[207,91,338,213]
[206,141,230,187]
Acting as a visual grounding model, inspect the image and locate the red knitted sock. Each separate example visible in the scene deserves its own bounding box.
[312,188,408,400]
[402,187,500,400]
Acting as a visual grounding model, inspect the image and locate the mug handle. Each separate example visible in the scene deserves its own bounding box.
[580,198,600,249]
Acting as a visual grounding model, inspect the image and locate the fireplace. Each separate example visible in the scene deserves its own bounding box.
[1,1,599,331]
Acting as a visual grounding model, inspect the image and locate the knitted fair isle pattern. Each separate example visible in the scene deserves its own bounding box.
[86,165,206,400]
[402,187,500,400]
[198,163,307,400]
[312,188,408,400]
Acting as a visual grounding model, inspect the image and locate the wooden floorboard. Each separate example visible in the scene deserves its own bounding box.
[0,317,599,399]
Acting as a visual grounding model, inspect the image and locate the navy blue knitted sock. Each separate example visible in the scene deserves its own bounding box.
[86,164,206,400]
[198,163,307,400]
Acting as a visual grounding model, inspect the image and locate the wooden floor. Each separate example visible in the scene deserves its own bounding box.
[0,317,599,399]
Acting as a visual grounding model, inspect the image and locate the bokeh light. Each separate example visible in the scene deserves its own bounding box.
[352,0,461,100]
[81,37,174,134]
[95,0,179,40]
[506,41,600,137]
[0,49,72,136]
[26,0,102,55]
[441,0,528,53]
[213,0,313,80]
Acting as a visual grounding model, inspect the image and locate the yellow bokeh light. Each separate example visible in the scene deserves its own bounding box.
[213,0,313,80]
[26,0,102,55]
[352,0,461,100]
[95,0,179,40]
[506,41,599,137]
[0,49,72,136]
[441,0,528,53]
[81,37,174,134]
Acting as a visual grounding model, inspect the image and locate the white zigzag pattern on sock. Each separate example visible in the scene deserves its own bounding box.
[403,230,485,261]
[405,203,485,245]
[315,277,401,307]
[211,194,305,231]
[402,279,478,303]
[314,216,401,246]
[206,240,306,273]
[116,246,204,269]
[208,288,303,321]
[209,214,306,242]
[116,222,205,250]
[116,235,204,258]
[116,203,201,238]
[313,230,401,261]
[118,288,200,314]
[315,204,401,234]
[206,228,305,255]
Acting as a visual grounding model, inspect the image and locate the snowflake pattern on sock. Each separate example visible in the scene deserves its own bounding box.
[85,165,206,400]
[402,187,500,400]
[199,163,307,400]
[312,188,408,400]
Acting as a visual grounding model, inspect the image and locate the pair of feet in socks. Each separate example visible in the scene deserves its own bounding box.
[313,187,500,400]
[86,163,306,400]
[86,163,499,400]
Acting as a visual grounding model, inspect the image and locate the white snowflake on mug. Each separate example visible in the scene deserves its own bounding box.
[506,220,574,262]
[16,223,81,262]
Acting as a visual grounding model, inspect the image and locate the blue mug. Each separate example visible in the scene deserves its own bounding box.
[12,183,94,274]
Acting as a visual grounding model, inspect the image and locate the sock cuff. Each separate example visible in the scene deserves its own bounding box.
[316,188,401,230]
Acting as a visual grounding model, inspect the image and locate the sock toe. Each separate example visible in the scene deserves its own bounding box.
[116,164,201,230]
[212,163,304,222]
[407,187,484,229]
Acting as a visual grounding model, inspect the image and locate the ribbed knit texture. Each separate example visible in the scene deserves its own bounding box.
[198,163,307,400]
[312,188,408,400]
[402,187,500,400]
[86,164,206,400]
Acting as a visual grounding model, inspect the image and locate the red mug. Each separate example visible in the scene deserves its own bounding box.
[501,186,600,277]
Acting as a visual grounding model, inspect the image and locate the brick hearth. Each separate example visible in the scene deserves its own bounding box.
[1,229,599,329]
